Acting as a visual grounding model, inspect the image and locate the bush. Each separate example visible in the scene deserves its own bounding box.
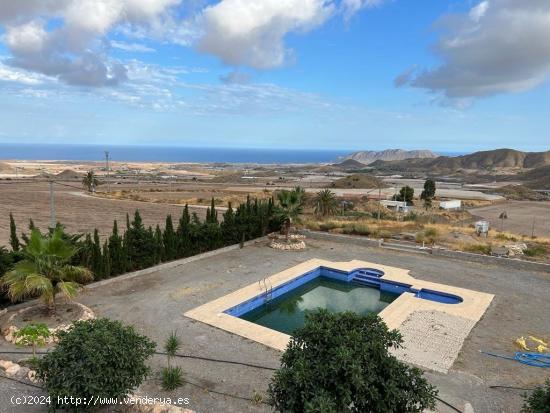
[268,310,437,413]
[36,318,156,410]
[523,245,547,257]
[342,223,371,236]
[161,366,184,391]
[522,379,550,413]
[463,243,492,255]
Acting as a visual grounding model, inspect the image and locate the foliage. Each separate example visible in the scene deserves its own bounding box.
[36,318,156,410]
[523,245,547,257]
[161,366,184,391]
[342,222,371,236]
[268,310,437,413]
[14,323,50,357]
[394,185,415,205]
[0,228,93,313]
[275,188,304,238]
[82,170,100,192]
[420,179,436,209]
[1,196,279,308]
[463,243,492,255]
[164,331,181,367]
[9,213,20,252]
[314,189,339,217]
[522,379,550,413]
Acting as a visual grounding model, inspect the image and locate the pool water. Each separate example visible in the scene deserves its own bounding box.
[240,277,398,335]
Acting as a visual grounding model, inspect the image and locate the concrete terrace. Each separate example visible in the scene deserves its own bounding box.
[2,236,550,412]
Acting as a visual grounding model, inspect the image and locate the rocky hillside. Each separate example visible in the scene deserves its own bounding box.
[370,149,550,173]
[341,149,437,165]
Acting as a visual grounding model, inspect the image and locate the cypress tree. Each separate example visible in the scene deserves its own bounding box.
[208,198,218,224]
[221,203,238,245]
[102,241,111,279]
[92,229,103,279]
[163,215,176,261]
[154,225,164,264]
[125,210,156,270]
[108,220,125,276]
[176,205,191,258]
[9,213,20,252]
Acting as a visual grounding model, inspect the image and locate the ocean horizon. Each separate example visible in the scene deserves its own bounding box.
[0,143,467,164]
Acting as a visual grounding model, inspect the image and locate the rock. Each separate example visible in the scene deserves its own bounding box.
[0,359,16,370]
[5,364,20,376]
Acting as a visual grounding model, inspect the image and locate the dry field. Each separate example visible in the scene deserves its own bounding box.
[469,200,550,238]
[0,180,207,245]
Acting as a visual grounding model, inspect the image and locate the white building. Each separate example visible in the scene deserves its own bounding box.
[380,200,412,213]
[439,200,462,210]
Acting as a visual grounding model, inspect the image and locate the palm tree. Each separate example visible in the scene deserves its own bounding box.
[275,189,304,240]
[314,189,338,217]
[0,228,93,315]
[82,170,99,193]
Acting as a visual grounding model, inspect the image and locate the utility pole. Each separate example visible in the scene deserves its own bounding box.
[105,151,111,193]
[531,217,536,238]
[49,181,56,229]
[377,185,381,223]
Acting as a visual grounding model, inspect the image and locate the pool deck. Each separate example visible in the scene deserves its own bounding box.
[184,258,493,372]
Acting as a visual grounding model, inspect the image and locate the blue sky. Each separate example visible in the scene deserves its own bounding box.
[0,0,548,152]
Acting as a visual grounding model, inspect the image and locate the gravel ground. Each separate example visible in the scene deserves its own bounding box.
[1,237,549,413]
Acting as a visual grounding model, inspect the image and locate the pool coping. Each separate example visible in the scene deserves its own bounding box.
[184,258,494,353]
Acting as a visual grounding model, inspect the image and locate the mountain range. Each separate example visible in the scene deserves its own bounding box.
[340,149,437,165]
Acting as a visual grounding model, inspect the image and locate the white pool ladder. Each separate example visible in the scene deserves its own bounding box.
[258,277,273,304]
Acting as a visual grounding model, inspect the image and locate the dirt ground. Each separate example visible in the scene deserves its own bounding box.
[469,200,550,238]
[0,181,206,244]
[2,237,549,412]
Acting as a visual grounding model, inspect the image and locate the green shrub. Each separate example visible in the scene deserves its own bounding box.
[268,310,438,413]
[14,323,50,357]
[522,379,550,413]
[36,318,156,410]
[161,366,184,391]
[464,243,492,255]
[342,223,371,236]
[523,245,547,257]
[424,227,438,238]
[318,221,340,232]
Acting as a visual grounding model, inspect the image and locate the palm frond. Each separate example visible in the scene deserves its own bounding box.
[55,281,81,300]
[60,265,93,283]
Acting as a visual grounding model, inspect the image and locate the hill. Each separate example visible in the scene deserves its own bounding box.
[370,149,550,174]
[341,149,437,165]
[331,174,385,189]
[332,159,366,169]
[56,169,83,180]
[517,165,550,189]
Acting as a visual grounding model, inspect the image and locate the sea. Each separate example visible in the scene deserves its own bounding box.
[0,143,466,164]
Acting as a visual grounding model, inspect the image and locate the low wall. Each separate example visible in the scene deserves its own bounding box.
[431,248,550,273]
[300,230,550,274]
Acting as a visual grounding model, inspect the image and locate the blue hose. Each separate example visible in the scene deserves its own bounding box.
[481,351,550,368]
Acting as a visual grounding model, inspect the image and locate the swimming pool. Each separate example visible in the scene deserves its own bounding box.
[224,265,464,334]
[240,277,397,334]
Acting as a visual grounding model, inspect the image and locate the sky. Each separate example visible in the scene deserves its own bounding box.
[0,0,548,152]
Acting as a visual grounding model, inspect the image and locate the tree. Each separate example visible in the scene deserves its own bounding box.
[420,179,436,210]
[163,215,176,261]
[176,205,191,258]
[395,186,414,205]
[0,227,93,314]
[9,213,20,252]
[154,225,164,264]
[275,188,304,239]
[268,310,437,413]
[314,189,338,217]
[82,170,100,193]
[91,229,103,279]
[221,203,239,245]
[108,220,125,276]
[36,318,155,411]
[101,241,111,279]
[125,211,156,270]
[523,379,550,413]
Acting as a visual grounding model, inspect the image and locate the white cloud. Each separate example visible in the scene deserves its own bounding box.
[341,0,383,21]
[0,61,45,85]
[397,0,550,99]
[111,40,156,53]
[198,0,335,69]
[0,0,179,86]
